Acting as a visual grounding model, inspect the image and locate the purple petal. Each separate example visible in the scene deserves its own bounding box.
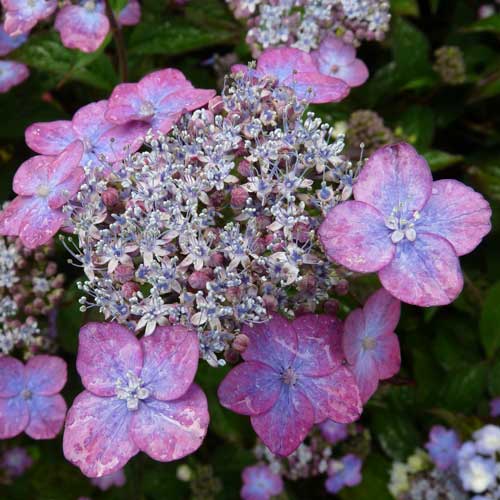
[342,454,363,486]
[0,356,25,397]
[130,383,209,462]
[242,315,298,370]
[217,361,281,416]
[72,100,113,145]
[0,27,27,56]
[105,83,143,124]
[25,355,67,395]
[251,387,314,456]
[354,143,433,217]
[418,179,492,256]
[47,140,84,187]
[296,367,362,423]
[318,200,395,272]
[0,196,39,237]
[425,425,461,470]
[63,391,137,478]
[25,394,67,439]
[48,168,85,209]
[0,395,29,438]
[3,0,57,36]
[55,5,109,53]
[12,155,53,196]
[257,47,319,81]
[378,233,464,306]
[25,120,76,156]
[140,325,199,401]
[118,0,141,26]
[77,322,143,397]
[283,72,350,103]
[291,314,344,376]
[241,464,284,500]
[318,420,349,445]
[0,60,29,93]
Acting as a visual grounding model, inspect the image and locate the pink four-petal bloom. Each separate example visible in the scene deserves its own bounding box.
[0,60,29,93]
[311,36,369,88]
[232,47,350,104]
[241,464,284,500]
[63,322,209,478]
[0,355,67,439]
[0,141,84,248]
[318,142,492,306]
[25,100,146,170]
[342,288,401,403]
[106,68,216,135]
[218,314,362,456]
[1,0,57,36]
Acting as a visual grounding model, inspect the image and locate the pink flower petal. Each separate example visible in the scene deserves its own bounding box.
[63,391,138,478]
[0,196,38,237]
[364,288,401,338]
[343,308,366,366]
[217,361,281,416]
[257,48,319,80]
[138,69,190,104]
[130,383,209,462]
[0,27,27,56]
[25,120,76,156]
[118,0,141,26]
[371,332,401,380]
[0,396,29,439]
[354,143,433,217]
[282,72,350,103]
[105,83,143,124]
[3,0,57,36]
[13,155,53,196]
[0,60,29,93]
[291,314,344,376]
[72,100,112,144]
[349,353,379,403]
[48,167,85,210]
[77,322,143,397]
[140,325,199,401]
[297,367,362,423]
[0,356,25,397]
[251,387,314,456]
[318,200,395,272]
[25,394,67,439]
[25,355,67,395]
[47,140,84,187]
[55,5,110,53]
[242,315,298,369]
[379,233,464,306]
[418,179,492,256]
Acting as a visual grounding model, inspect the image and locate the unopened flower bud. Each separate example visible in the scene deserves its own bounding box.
[114,264,135,283]
[232,333,249,353]
[263,294,278,311]
[324,299,340,316]
[121,281,140,299]
[334,279,349,296]
[188,271,210,290]
[237,159,252,177]
[224,348,240,364]
[230,186,249,208]
[102,187,120,207]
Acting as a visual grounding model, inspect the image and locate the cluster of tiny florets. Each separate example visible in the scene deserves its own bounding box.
[227,0,391,55]
[0,236,64,355]
[64,71,355,366]
[433,46,467,85]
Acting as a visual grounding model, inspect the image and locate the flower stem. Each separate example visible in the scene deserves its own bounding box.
[104,0,128,82]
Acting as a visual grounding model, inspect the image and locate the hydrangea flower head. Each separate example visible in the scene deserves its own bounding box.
[25,100,146,170]
[90,468,126,491]
[0,141,84,248]
[1,0,57,36]
[106,68,216,134]
[0,60,29,93]
[342,288,400,402]
[63,322,209,477]
[473,425,500,455]
[0,355,67,439]
[311,36,369,87]
[0,27,27,56]
[218,314,362,456]
[425,425,461,470]
[55,1,109,53]
[325,454,362,494]
[458,450,496,494]
[319,142,492,306]
[233,47,350,103]
[241,464,284,500]
[318,420,349,445]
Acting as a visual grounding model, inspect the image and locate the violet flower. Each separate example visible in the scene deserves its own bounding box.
[240,464,284,500]
[425,425,461,470]
[325,454,362,494]
[0,60,29,93]
[319,142,492,306]
[1,0,57,36]
[0,27,27,56]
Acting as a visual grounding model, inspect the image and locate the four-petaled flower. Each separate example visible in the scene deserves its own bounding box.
[325,454,363,494]
[1,0,57,36]
[106,68,216,135]
[425,425,461,470]
[0,355,67,439]
[241,464,284,500]
[0,141,84,248]
[63,322,209,477]
[232,47,350,104]
[25,100,147,170]
[342,288,401,403]
[311,36,369,88]
[218,314,362,456]
[0,60,29,93]
[319,142,492,306]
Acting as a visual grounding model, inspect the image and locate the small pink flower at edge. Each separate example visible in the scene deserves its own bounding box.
[2,0,57,37]
[63,322,209,478]
[0,141,84,249]
[241,464,284,500]
[318,142,492,307]
[343,288,401,403]
[105,68,216,135]
[218,314,362,457]
[0,60,29,93]
[91,468,126,491]
[0,355,67,439]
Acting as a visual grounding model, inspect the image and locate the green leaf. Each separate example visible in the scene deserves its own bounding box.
[466,14,500,33]
[390,0,419,16]
[57,280,84,354]
[396,105,434,150]
[480,281,500,358]
[423,150,463,171]
[109,0,128,11]
[11,32,116,91]
[489,359,500,396]
[429,408,484,437]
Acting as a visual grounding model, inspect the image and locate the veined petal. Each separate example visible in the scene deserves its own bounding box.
[13,155,53,196]
[0,356,25,397]
[0,196,39,237]
[25,355,67,395]
[0,395,29,439]
[318,200,395,272]
[25,394,67,439]
[25,120,76,156]
[378,233,464,306]
[363,288,401,338]
[282,72,350,103]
